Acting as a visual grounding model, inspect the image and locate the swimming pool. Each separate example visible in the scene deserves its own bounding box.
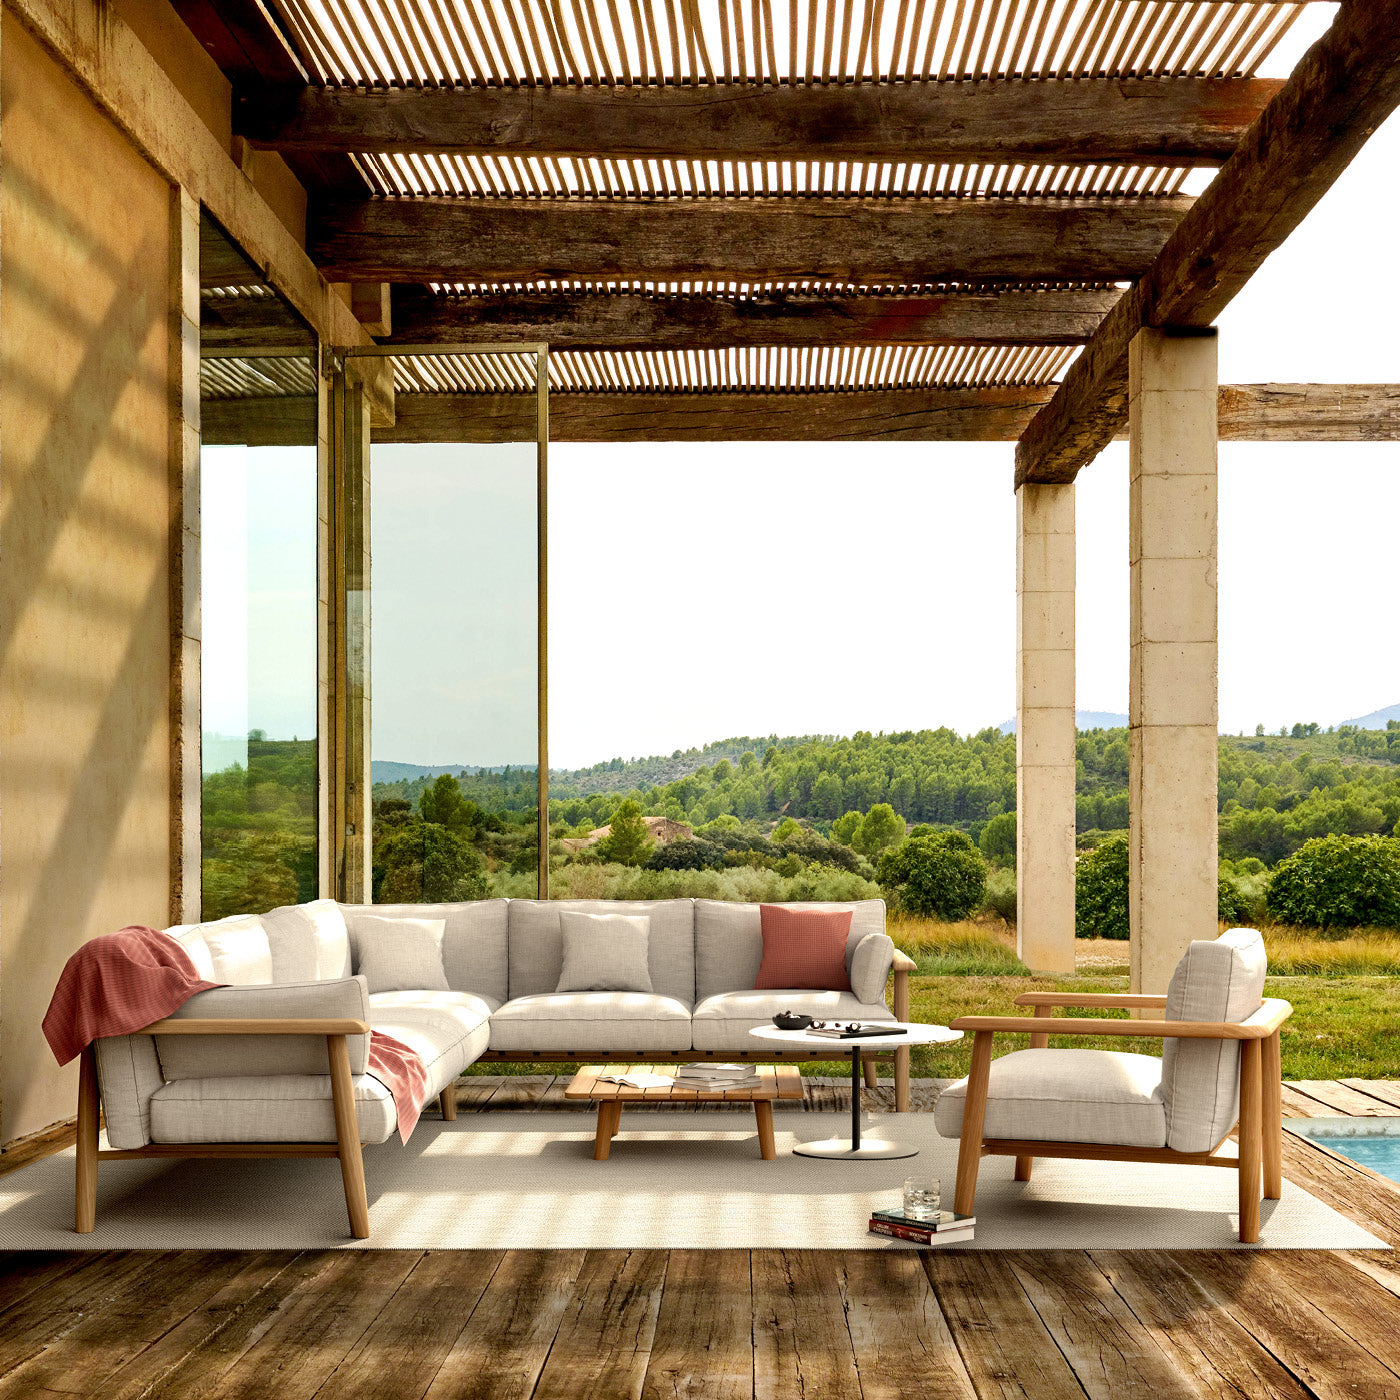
[1287,1117,1400,1184]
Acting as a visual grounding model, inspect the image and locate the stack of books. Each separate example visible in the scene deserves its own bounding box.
[674,1062,762,1090]
[868,1208,975,1245]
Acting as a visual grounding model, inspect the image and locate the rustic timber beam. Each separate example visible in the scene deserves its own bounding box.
[309,197,1190,284]
[386,286,1119,349]
[1216,384,1400,442]
[238,78,1281,165]
[1016,0,1400,486]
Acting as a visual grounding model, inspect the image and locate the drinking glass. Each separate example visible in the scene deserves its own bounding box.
[903,1175,940,1221]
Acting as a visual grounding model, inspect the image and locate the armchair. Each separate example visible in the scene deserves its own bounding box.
[935,929,1290,1243]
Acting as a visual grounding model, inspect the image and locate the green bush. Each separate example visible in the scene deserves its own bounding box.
[645,839,725,872]
[982,866,1017,923]
[979,812,1017,866]
[1075,834,1129,939]
[1218,874,1254,925]
[1265,834,1400,933]
[877,830,987,921]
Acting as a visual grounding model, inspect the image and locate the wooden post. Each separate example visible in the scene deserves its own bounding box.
[1237,1036,1263,1244]
[1016,482,1077,974]
[1262,1028,1283,1200]
[75,1046,100,1233]
[327,1034,370,1238]
[954,1031,994,1216]
[1128,327,1219,994]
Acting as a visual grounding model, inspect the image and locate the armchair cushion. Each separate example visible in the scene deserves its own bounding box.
[935,1048,1167,1149]
[154,977,372,1081]
[94,1034,164,1149]
[849,932,896,1004]
[1161,928,1268,1153]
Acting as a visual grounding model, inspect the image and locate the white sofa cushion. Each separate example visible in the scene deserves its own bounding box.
[1161,928,1268,1154]
[94,1034,164,1149]
[690,989,894,1052]
[369,990,491,1098]
[556,911,653,993]
[508,900,694,1004]
[170,914,272,985]
[693,900,887,1002]
[149,1074,399,1145]
[489,992,692,1053]
[261,899,352,981]
[934,1048,1168,1149]
[354,915,450,993]
[155,977,372,1081]
[342,901,509,1004]
[849,932,896,1004]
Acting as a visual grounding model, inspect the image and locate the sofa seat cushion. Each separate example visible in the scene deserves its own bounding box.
[690,990,893,1052]
[149,1074,399,1145]
[368,991,493,1097]
[489,992,692,1053]
[934,1049,1168,1149]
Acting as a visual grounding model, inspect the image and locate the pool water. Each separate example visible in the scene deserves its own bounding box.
[1288,1117,1400,1185]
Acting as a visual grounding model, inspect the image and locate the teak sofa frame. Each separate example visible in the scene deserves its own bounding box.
[948,992,1294,1244]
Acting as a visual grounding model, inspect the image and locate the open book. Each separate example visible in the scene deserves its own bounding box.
[595,1072,676,1089]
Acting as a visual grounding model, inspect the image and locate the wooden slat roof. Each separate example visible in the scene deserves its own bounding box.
[269,0,1306,89]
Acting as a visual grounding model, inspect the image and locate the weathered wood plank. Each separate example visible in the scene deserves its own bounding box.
[1016,0,1400,485]
[308,196,1191,284]
[532,1250,668,1400]
[1091,1251,1317,1400]
[1339,1079,1400,1112]
[838,1252,978,1400]
[752,1251,862,1400]
[240,77,1281,164]
[423,1250,586,1400]
[642,1250,751,1400]
[1289,1080,1400,1116]
[387,286,1118,349]
[1280,1084,1336,1118]
[921,1252,1091,1400]
[1217,384,1400,443]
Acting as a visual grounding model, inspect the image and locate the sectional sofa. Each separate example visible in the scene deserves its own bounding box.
[81,896,915,1237]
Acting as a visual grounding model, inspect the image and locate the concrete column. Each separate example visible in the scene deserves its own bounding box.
[1128,327,1219,994]
[1016,482,1077,974]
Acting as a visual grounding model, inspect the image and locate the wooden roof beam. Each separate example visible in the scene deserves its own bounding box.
[1016,0,1400,486]
[308,197,1190,284]
[238,78,1281,165]
[385,287,1120,349]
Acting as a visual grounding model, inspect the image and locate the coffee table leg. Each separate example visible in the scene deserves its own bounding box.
[754,1100,776,1161]
[610,1102,622,1138]
[593,1104,615,1160]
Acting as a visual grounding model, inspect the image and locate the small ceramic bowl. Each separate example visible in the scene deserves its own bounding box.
[772,1011,814,1030]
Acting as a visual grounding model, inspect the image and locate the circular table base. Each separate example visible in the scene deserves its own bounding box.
[792,1137,919,1161]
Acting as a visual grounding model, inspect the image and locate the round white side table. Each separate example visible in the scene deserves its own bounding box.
[748,1021,963,1160]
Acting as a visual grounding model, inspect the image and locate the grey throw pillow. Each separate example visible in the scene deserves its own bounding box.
[556,911,653,993]
[849,932,896,1004]
[354,914,449,994]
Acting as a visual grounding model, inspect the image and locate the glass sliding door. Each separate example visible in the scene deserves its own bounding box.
[344,346,548,903]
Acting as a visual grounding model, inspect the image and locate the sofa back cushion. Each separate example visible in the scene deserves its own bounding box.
[1161,928,1268,1154]
[261,899,352,981]
[169,914,272,985]
[694,899,886,1003]
[508,899,695,1004]
[341,901,509,1005]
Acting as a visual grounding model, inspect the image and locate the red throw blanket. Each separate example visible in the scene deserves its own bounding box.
[43,926,429,1143]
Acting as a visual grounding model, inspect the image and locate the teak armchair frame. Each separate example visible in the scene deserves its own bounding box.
[948,992,1293,1243]
[73,1016,428,1240]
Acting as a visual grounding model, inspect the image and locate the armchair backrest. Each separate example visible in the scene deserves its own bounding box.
[1160,928,1268,1153]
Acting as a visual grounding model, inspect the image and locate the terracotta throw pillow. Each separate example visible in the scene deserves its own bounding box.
[753,905,853,991]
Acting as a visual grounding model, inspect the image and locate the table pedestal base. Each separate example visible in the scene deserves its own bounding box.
[793,1137,919,1161]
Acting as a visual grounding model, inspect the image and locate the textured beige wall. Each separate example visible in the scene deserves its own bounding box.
[0,16,173,1143]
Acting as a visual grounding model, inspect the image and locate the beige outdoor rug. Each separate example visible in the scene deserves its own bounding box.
[0,1111,1384,1251]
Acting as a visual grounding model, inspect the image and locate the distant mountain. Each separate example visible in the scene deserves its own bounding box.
[999,711,1129,735]
[1340,703,1400,730]
[370,760,536,784]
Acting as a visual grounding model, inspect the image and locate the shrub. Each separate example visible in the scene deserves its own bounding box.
[877,830,987,921]
[982,866,1017,923]
[645,839,725,872]
[979,812,1017,866]
[1265,834,1400,933]
[1075,835,1129,939]
[1218,874,1254,925]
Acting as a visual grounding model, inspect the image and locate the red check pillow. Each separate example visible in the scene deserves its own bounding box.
[753,905,853,991]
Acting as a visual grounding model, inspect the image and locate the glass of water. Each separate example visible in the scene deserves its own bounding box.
[903,1175,941,1221]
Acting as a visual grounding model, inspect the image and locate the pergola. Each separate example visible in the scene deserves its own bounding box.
[47,0,1400,986]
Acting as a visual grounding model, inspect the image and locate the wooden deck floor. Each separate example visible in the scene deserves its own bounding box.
[0,1078,1398,1399]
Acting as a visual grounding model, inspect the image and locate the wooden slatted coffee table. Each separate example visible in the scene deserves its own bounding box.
[565,1064,804,1161]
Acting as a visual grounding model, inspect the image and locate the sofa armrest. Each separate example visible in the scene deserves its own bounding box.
[154,977,373,1080]
[950,998,1293,1041]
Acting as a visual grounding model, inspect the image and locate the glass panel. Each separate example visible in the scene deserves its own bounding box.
[370,438,540,902]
